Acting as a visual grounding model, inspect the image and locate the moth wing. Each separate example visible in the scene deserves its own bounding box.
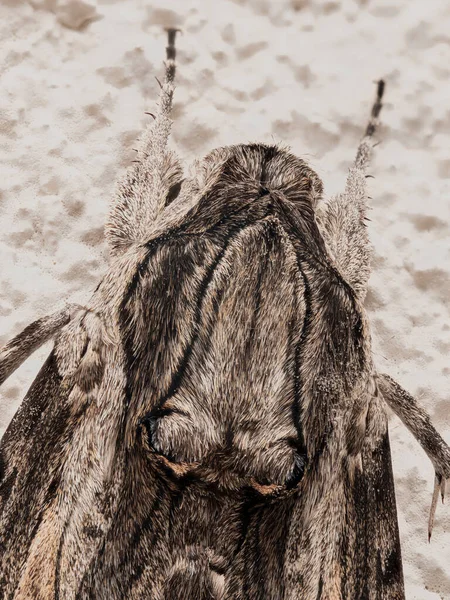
[263,397,405,600]
[346,396,405,599]
[0,352,71,591]
[0,307,112,594]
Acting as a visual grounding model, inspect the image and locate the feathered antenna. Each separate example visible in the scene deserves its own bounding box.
[355,79,385,170]
[135,28,180,163]
[165,27,179,84]
[107,28,184,252]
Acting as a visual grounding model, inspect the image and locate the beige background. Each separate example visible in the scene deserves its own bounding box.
[1,0,449,597]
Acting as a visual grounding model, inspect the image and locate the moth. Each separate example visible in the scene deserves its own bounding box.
[0,29,449,600]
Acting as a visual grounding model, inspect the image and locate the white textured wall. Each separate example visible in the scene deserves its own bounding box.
[1,0,449,597]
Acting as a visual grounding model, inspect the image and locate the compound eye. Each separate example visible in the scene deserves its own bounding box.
[140,406,180,461]
[249,447,308,496]
[139,406,199,478]
[285,451,307,489]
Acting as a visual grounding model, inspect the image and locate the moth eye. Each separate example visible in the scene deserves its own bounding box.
[139,407,174,454]
[165,179,184,207]
[139,405,189,465]
[285,452,307,489]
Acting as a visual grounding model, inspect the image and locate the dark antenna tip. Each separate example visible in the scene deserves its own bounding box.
[365,79,385,137]
[377,79,385,101]
[165,28,181,61]
[165,27,182,36]
[371,79,384,120]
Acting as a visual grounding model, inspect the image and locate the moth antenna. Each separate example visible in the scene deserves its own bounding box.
[0,305,80,386]
[107,28,184,252]
[136,28,179,162]
[355,79,385,170]
[365,79,384,137]
[315,80,386,299]
[165,27,179,81]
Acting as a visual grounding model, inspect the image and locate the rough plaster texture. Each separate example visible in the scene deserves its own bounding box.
[1,1,449,597]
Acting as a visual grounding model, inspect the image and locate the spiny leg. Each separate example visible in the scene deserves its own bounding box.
[316,80,385,300]
[377,373,450,540]
[106,28,184,254]
[0,306,80,386]
[429,474,443,543]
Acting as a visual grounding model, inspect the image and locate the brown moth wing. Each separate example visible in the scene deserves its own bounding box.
[0,143,406,599]
[0,353,71,595]
[348,398,405,600]
[234,397,405,600]
[281,394,405,599]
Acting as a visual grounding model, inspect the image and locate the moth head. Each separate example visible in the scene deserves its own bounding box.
[189,143,323,211]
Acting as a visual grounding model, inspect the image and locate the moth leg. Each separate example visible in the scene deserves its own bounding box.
[106,28,184,254]
[316,80,385,300]
[0,305,80,387]
[377,373,450,539]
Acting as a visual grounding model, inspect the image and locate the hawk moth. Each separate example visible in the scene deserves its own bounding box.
[0,29,449,600]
